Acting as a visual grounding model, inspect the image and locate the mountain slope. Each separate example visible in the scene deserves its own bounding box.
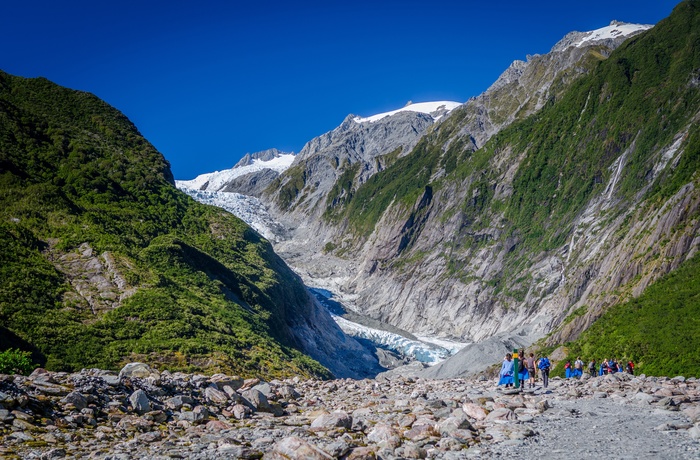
[260,4,698,375]
[0,70,378,379]
[339,1,700,374]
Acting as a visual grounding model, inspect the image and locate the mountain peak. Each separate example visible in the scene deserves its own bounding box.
[177,150,295,191]
[352,101,462,124]
[551,21,653,53]
[234,148,290,168]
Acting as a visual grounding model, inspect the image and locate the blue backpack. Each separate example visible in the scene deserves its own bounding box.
[538,357,550,369]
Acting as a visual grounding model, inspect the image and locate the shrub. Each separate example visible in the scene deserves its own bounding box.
[0,348,36,375]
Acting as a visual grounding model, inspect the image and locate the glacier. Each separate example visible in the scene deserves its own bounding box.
[310,288,468,365]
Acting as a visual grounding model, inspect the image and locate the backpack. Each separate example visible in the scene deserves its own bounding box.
[538,357,550,370]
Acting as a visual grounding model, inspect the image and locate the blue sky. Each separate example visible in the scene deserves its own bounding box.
[1,0,680,179]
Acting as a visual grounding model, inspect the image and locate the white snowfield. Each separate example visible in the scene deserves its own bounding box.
[353,101,462,124]
[571,21,652,48]
[176,153,296,192]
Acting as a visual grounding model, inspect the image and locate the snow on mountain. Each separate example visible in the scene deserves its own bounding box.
[176,153,295,191]
[553,21,652,52]
[572,21,652,47]
[353,101,462,124]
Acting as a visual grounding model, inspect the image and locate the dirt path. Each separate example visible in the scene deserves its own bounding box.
[483,392,699,459]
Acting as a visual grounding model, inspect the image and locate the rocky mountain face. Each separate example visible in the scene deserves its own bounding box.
[265,103,460,220]
[188,4,700,376]
[219,149,292,196]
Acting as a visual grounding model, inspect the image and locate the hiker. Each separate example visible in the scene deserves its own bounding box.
[626,360,635,375]
[600,359,608,376]
[538,356,551,388]
[565,360,572,379]
[608,359,617,374]
[588,359,597,378]
[517,349,529,384]
[574,357,584,378]
[526,353,537,389]
[498,353,514,387]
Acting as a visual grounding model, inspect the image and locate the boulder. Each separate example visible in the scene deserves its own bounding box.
[128,390,151,415]
[241,388,271,412]
[118,363,154,380]
[265,436,333,459]
[61,391,88,411]
[204,386,229,405]
[310,410,352,430]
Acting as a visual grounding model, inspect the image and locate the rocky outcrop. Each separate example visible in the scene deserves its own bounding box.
[220,168,281,196]
[266,110,442,218]
[49,242,136,316]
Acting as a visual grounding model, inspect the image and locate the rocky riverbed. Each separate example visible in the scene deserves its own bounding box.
[1,364,699,459]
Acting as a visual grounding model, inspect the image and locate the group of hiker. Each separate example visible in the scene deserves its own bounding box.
[498,351,551,389]
[564,357,634,378]
[498,351,635,389]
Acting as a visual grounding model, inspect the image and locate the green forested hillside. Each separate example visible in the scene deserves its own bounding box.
[0,71,330,378]
[558,253,700,377]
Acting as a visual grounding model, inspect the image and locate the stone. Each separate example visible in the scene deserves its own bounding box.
[204,386,229,405]
[42,448,67,459]
[218,444,262,459]
[144,410,167,423]
[178,405,208,424]
[403,422,439,441]
[634,392,656,404]
[241,388,271,412]
[165,395,194,410]
[310,410,352,430]
[253,382,274,398]
[485,407,517,421]
[402,444,427,459]
[205,420,230,432]
[344,446,378,459]
[137,431,162,443]
[278,385,301,400]
[366,423,401,448]
[266,436,333,459]
[230,403,252,420]
[437,416,474,435]
[210,374,243,391]
[118,362,154,380]
[689,423,700,440]
[128,389,150,414]
[462,402,488,421]
[61,391,88,411]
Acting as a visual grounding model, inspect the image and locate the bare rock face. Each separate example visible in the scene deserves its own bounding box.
[267,110,440,221]
[50,242,136,315]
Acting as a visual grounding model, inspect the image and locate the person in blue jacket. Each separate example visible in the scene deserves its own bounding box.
[498,353,515,387]
[538,356,551,388]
